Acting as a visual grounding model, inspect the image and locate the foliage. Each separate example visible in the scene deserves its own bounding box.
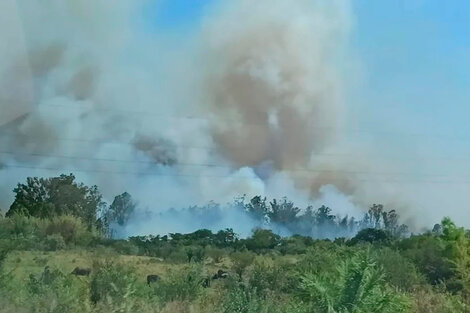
[2,174,470,311]
[248,258,294,296]
[231,251,256,281]
[374,247,426,292]
[298,251,411,313]
[6,174,105,229]
[42,215,95,245]
[44,234,66,251]
[106,192,136,227]
[245,229,280,252]
[348,228,392,245]
[152,264,205,304]
[90,260,138,305]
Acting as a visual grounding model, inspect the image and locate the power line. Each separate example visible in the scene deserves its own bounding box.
[37,103,470,142]
[0,150,463,179]
[2,131,470,163]
[2,162,470,186]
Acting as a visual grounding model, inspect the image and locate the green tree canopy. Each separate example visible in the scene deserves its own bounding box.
[106,192,136,226]
[6,174,104,228]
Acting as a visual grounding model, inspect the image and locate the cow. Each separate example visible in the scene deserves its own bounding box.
[212,269,228,280]
[71,267,91,276]
[147,274,160,285]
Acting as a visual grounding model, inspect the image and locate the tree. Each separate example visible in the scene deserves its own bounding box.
[231,251,255,281]
[268,198,300,226]
[441,217,470,295]
[246,228,280,252]
[246,196,268,222]
[6,174,104,228]
[349,228,391,245]
[315,205,336,227]
[215,228,238,247]
[106,192,136,226]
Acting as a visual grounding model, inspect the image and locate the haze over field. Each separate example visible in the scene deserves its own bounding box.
[1,0,470,234]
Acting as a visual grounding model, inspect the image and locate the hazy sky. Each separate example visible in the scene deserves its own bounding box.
[148,0,470,140]
[1,0,470,229]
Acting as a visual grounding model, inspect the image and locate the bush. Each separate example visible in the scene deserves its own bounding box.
[348,228,392,245]
[152,264,205,304]
[23,266,91,313]
[0,213,38,238]
[220,286,308,313]
[111,240,139,255]
[206,247,225,263]
[231,251,256,281]
[166,249,188,264]
[220,286,264,313]
[246,229,281,252]
[412,286,468,313]
[248,258,294,296]
[44,234,66,251]
[185,246,206,263]
[278,236,308,255]
[42,215,94,246]
[90,261,138,305]
[298,251,411,313]
[375,248,426,292]
[398,235,453,286]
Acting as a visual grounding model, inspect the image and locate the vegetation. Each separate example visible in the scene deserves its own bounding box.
[0,174,469,312]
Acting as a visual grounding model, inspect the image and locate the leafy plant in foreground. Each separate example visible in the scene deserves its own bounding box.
[298,251,410,313]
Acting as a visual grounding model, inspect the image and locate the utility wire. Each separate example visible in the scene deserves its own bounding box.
[0,150,463,179]
[35,103,470,142]
[3,163,470,186]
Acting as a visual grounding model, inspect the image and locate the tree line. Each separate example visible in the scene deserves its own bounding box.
[3,174,411,240]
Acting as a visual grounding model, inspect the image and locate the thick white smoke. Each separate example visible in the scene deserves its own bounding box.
[0,0,463,234]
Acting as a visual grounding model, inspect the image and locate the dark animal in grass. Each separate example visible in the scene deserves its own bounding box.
[71,267,91,276]
[212,269,228,280]
[147,274,160,285]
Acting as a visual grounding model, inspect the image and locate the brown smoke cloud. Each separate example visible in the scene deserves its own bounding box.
[0,0,462,230]
[199,0,355,198]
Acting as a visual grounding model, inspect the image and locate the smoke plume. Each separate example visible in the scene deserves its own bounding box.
[0,0,462,234]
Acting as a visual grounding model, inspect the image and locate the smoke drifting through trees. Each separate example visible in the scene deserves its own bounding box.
[0,0,466,231]
[115,196,408,239]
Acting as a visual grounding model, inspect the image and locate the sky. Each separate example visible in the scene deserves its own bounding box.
[147,0,470,140]
[1,0,470,231]
[144,0,470,225]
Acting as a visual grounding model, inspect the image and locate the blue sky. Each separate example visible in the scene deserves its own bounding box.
[352,0,470,139]
[145,0,470,156]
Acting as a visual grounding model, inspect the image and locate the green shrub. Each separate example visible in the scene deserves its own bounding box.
[207,247,226,263]
[3,213,38,237]
[245,229,281,252]
[185,246,206,263]
[231,251,256,281]
[44,234,66,251]
[348,228,392,245]
[166,249,188,264]
[111,240,139,255]
[220,286,264,313]
[412,286,468,313]
[375,248,426,292]
[42,215,94,246]
[90,261,138,305]
[152,264,205,304]
[248,258,294,296]
[398,235,453,286]
[220,286,308,313]
[298,251,411,313]
[22,266,92,313]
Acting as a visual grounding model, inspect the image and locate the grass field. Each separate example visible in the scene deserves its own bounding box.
[3,249,234,284]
